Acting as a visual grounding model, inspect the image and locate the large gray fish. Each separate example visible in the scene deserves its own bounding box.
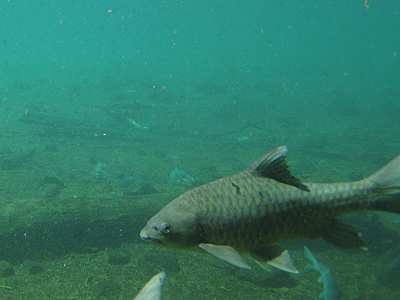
[140,146,400,273]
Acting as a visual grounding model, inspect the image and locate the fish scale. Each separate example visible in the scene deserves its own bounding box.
[176,171,374,249]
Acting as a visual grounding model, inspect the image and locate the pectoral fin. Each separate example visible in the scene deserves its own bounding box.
[251,244,299,274]
[198,243,251,269]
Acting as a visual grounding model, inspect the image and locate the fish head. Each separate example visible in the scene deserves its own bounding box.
[140,200,199,247]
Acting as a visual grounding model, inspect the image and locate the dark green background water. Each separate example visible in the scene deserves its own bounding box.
[0,1,399,299]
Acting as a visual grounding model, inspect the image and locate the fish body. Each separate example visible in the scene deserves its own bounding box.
[163,173,369,249]
[134,272,166,300]
[304,246,341,300]
[140,146,400,272]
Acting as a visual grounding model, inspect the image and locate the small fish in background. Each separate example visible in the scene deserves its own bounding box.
[168,167,196,186]
[141,145,400,275]
[126,182,160,196]
[92,162,108,180]
[304,246,341,300]
[236,135,249,142]
[134,272,166,300]
[127,118,149,130]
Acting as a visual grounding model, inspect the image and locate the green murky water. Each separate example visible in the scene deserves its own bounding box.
[0,1,399,299]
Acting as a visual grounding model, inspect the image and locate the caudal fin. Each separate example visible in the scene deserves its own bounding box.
[368,154,400,213]
[369,155,400,192]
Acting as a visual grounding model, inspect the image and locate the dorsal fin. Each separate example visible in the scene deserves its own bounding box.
[249,146,309,191]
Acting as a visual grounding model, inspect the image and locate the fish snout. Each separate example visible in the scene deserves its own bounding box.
[139,229,151,241]
[140,228,162,243]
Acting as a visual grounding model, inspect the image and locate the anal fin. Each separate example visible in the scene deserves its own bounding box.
[199,243,251,269]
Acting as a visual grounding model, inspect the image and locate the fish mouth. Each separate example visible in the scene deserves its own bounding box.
[139,230,162,244]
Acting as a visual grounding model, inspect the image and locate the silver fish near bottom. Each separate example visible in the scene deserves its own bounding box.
[134,272,166,300]
[140,146,400,273]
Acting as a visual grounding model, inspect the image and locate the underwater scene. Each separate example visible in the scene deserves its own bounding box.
[1,0,400,299]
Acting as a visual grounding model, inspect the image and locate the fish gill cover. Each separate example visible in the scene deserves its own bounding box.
[0,1,399,299]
